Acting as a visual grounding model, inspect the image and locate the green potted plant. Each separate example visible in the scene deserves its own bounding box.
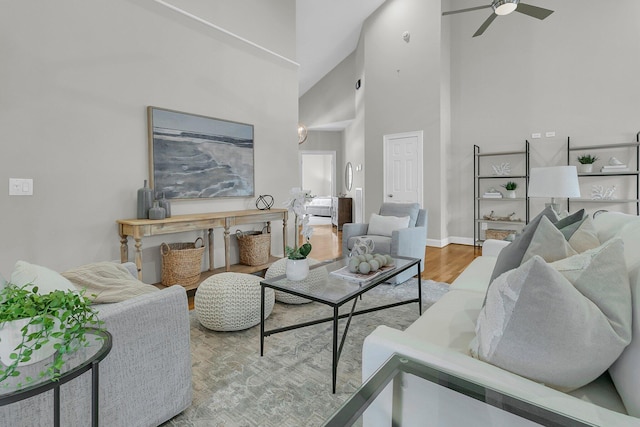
[577,154,598,173]
[284,189,314,280]
[0,284,103,383]
[501,181,518,198]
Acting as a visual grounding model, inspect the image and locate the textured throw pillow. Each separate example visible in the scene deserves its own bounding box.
[471,238,631,391]
[520,216,578,264]
[489,206,559,282]
[367,213,410,237]
[553,208,585,238]
[564,216,600,253]
[10,260,76,294]
[62,262,158,303]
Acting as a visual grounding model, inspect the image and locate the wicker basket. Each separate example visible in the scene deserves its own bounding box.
[236,229,271,266]
[161,237,205,287]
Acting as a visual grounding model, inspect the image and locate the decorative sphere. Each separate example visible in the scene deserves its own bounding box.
[369,259,380,272]
[358,262,371,274]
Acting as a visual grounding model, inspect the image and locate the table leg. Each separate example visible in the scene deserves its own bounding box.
[417,261,422,315]
[207,228,214,271]
[54,384,60,427]
[224,226,231,272]
[119,234,128,263]
[332,306,338,394]
[92,360,100,427]
[260,286,265,356]
[134,238,143,280]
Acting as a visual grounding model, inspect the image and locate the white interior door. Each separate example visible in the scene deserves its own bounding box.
[383,131,423,205]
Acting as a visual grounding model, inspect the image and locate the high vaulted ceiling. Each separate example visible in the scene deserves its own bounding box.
[296,0,387,96]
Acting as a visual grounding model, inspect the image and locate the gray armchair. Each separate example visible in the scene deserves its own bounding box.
[342,202,427,284]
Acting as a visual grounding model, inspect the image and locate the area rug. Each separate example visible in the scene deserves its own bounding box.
[162,278,449,427]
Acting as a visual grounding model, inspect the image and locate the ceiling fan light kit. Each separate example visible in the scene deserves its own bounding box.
[493,0,518,16]
[443,0,554,37]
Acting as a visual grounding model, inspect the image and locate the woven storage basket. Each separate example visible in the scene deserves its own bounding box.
[161,237,205,287]
[236,229,271,266]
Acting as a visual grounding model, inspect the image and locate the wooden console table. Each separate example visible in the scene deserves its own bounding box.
[117,209,288,281]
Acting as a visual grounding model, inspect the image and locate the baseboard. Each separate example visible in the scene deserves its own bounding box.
[427,236,474,248]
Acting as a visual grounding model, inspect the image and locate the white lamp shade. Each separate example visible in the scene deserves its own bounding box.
[528,166,581,198]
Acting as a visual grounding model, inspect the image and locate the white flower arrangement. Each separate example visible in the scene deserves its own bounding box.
[283,189,314,259]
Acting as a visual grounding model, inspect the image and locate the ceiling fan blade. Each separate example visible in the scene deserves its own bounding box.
[516,3,554,20]
[443,5,491,16]
[473,13,498,37]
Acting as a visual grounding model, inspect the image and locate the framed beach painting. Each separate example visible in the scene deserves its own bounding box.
[147,106,255,199]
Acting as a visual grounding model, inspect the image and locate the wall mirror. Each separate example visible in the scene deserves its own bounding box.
[345,162,353,191]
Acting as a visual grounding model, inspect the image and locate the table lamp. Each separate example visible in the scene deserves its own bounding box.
[528,166,581,213]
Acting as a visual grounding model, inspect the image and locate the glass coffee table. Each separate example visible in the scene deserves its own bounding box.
[322,354,595,427]
[0,328,112,427]
[260,256,421,393]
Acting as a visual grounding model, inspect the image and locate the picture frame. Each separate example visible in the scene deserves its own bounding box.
[147,106,255,199]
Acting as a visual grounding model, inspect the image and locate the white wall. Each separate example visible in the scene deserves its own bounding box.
[446,0,640,239]
[301,153,333,196]
[0,0,298,283]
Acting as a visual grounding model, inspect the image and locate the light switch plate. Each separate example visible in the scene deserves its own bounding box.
[9,178,33,196]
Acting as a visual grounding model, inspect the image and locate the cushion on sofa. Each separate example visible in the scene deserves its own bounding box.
[62,262,159,303]
[471,238,631,391]
[520,216,578,264]
[367,213,410,237]
[489,206,559,282]
[10,260,76,294]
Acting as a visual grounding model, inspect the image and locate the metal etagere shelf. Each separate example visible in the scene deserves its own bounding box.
[566,132,640,215]
[473,142,530,246]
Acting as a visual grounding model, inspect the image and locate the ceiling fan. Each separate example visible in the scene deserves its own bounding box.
[443,0,554,37]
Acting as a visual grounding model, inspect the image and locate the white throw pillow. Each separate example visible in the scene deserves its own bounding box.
[367,213,410,237]
[520,216,578,264]
[471,238,631,391]
[10,260,76,294]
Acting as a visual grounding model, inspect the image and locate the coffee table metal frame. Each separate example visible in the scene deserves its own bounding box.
[0,328,112,427]
[323,353,595,427]
[260,256,421,393]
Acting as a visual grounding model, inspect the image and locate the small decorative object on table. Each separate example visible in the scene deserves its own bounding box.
[350,237,375,256]
[577,154,598,173]
[136,179,153,219]
[148,201,166,220]
[284,188,314,281]
[501,181,518,198]
[157,191,171,218]
[491,163,511,176]
[255,195,274,210]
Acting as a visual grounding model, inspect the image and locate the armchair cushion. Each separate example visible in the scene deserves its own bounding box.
[368,213,410,237]
[379,202,420,227]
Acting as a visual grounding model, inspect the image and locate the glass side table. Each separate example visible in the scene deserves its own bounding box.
[322,353,595,427]
[0,328,112,427]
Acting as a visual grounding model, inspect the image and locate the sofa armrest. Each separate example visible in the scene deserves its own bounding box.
[342,223,369,255]
[481,239,510,257]
[362,326,636,427]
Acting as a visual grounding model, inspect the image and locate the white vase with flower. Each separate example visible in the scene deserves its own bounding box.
[283,189,314,281]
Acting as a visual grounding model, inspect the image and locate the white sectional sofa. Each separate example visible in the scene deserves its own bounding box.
[362,212,640,426]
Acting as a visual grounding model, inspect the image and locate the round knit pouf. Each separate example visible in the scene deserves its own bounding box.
[194,272,274,331]
[265,258,328,304]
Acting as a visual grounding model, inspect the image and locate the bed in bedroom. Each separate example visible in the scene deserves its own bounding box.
[305,196,332,217]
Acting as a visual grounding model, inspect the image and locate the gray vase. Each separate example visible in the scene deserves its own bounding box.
[148,201,166,220]
[157,192,171,218]
[137,180,153,219]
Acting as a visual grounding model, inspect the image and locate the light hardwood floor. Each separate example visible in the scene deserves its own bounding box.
[186,224,480,309]
[309,224,481,283]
